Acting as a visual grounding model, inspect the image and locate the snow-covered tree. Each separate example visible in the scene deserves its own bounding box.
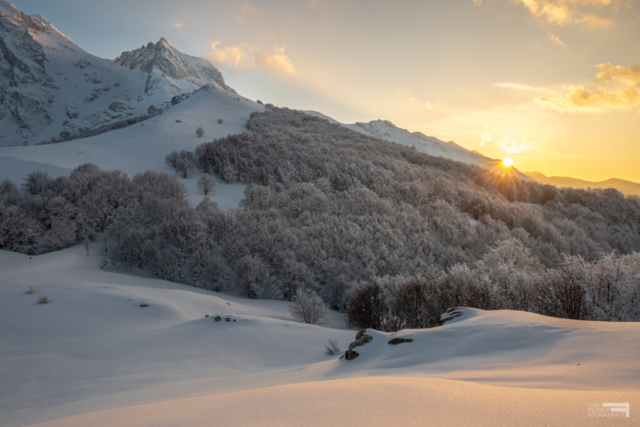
[289,288,328,325]
[176,156,194,178]
[42,218,77,251]
[197,173,215,195]
[237,255,269,299]
[22,171,52,196]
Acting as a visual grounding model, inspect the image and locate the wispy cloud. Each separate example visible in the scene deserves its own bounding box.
[546,32,566,45]
[173,18,187,28]
[474,0,624,26]
[493,82,544,91]
[515,0,621,27]
[497,136,535,154]
[478,124,533,154]
[206,41,297,76]
[536,63,640,111]
[480,124,493,147]
[308,0,322,8]
[416,102,564,158]
[378,88,434,111]
[236,2,257,23]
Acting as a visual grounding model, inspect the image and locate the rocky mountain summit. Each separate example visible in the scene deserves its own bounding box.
[0,1,232,147]
[115,37,232,95]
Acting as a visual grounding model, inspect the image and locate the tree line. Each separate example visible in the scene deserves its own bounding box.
[2,106,640,325]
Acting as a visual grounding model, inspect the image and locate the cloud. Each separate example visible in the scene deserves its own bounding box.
[480,124,493,147]
[416,102,564,158]
[546,32,566,45]
[493,82,544,91]
[206,41,296,75]
[536,63,640,111]
[514,0,622,27]
[308,0,321,7]
[498,136,535,153]
[236,3,257,23]
[475,0,624,26]
[378,88,435,111]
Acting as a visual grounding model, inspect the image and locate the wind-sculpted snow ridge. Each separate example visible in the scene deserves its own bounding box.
[0,0,233,147]
[1,247,639,426]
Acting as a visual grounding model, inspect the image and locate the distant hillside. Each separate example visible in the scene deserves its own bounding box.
[305,111,531,181]
[304,111,489,165]
[525,171,640,197]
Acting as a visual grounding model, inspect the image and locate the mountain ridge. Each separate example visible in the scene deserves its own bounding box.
[305,111,492,167]
[525,171,640,197]
[305,111,532,182]
[0,0,232,147]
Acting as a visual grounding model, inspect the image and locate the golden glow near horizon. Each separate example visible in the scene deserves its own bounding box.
[157,0,640,182]
[503,158,514,167]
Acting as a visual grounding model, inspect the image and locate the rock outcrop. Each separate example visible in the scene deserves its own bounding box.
[388,337,413,345]
[344,330,373,361]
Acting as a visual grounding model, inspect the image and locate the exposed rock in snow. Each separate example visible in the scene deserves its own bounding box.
[345,330,373,360]
[388,337,413,345]
[115,37,233,95]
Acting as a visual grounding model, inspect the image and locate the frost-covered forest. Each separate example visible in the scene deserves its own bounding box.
[1,107,640,324]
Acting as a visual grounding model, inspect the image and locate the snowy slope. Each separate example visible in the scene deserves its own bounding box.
[306,111,497,169]
[0,1,232,147]
[30,378,640,427]
[0,84,263,209]
[1,246,639,426]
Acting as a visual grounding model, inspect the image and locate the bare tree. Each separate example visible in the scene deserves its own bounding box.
[325,339,340,355]
[176,156,194,178]
[289,288,328,325]
[196,126,205,138]
[165,151,179,169]
[346,281,387,329]
[197,173,215,195]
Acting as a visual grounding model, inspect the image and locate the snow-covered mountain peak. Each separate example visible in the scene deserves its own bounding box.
[0,1,74,46]
[115,37,232,94]
[0,1,18,18]
[0,1,236,147]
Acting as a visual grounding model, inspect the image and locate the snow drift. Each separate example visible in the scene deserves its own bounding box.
[1,246,639,426]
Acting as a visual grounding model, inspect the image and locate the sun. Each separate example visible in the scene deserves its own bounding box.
[503,157,514,167]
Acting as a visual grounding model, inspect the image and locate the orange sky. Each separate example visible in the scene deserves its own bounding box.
[21,0,640,182]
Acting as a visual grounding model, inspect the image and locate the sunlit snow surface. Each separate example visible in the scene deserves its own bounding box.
[1,246,638,426]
